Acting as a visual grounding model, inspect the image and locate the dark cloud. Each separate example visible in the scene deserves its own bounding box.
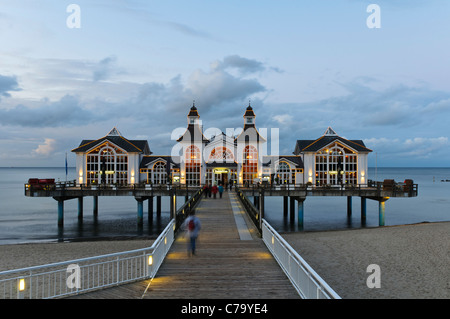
[0,74,21,100]
[0,95,97,127]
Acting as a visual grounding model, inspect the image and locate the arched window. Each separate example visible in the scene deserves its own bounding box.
[185,145,201,185]
[209,147,234,162]
[276,162,291,184]
[243,145,258,184]
[152,161,167,184]
[86,143,128,185]
[315,142,357,186]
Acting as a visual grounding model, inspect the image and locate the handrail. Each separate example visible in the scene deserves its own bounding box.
[0,219,175,299]
[262,219,341,299]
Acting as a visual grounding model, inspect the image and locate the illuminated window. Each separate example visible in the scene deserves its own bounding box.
[243,145,258,184]
[86,143,128,185]
[185,145,201,185]
[315,143,357,186]
[209,147,234,162]
[276,162,291,184]
[152,161,167,184]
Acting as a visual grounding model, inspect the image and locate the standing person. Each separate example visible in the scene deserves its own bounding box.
[183,209,201,256]
[212,184,218,199]
[203,184,209,198]
[218,184,224,198]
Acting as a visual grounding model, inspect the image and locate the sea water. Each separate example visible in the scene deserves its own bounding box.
[0,167,449,244]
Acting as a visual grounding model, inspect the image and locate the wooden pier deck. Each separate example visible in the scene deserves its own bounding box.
[68,190,300,299]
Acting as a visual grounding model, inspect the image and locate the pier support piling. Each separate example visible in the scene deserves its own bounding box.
[290,196,295,224]
[148,196,154,225]
[57,199,64,226]
[78,197,83,221]
[361,197,367,223]
[378,197,389,226]
[297,198,305,229]
[347,196,352,217]
[156,196,161,218]
[93,196,98,219]
[283,196,288,218]
[137,199,144,226]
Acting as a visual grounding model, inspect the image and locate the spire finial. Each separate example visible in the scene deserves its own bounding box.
[193,99,195,107]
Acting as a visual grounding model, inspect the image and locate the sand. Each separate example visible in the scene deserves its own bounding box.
[0,223,448,299]
[282,222,450,299]
[0,239,154,272]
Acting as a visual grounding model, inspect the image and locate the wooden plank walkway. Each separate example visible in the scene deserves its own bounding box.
[68,190,300,299]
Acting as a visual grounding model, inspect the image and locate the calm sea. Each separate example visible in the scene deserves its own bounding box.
[0,167,449,245]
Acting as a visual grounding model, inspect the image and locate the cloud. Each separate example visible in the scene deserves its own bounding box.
[135,55,268,116]
[0,95,97,127]
[93,56,118,82]
[33,138,56,157]
[0,74,21,100]
[364,136,449,159]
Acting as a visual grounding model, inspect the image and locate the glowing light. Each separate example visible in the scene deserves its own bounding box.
[148,255,153,266]
[18,279,25,292]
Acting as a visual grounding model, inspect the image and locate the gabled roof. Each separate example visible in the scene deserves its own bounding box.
[294,127,372,154]
[176,124,210,143]
[263,155,304,168]
[139,155,180,169]
[71,129,151,154]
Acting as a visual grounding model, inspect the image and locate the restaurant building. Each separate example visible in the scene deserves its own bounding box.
[72,104,371,186]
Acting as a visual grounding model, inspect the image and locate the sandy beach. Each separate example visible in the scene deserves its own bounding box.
[0,239,154,272]
[282,222,450,299]
[0,222,448,299]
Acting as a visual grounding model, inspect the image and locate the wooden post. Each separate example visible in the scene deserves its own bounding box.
[259,191,265,231]
[170,191,176,220]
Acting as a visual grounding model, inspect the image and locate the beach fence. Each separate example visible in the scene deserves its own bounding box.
[0,220,175,299]
[262,220,341,299]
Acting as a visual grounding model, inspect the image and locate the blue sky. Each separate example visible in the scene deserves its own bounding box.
[1,0,450,167]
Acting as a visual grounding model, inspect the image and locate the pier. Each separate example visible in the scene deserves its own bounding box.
[25,179,418,228]
[69,191,302,299]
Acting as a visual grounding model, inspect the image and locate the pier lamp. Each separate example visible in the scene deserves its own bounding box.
[17,278,26,299]
[148,255,153,266]
[147,255,154,277]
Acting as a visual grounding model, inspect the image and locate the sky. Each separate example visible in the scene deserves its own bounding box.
[1,0,450,167]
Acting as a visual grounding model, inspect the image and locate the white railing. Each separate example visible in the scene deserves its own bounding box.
[0,219,175,299]
[262,219,341,299]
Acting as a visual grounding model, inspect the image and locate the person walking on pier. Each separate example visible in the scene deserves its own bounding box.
[183,209,201,256]
[212,184,218,199]
[203,184,209,198]
[218,184,224,198]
